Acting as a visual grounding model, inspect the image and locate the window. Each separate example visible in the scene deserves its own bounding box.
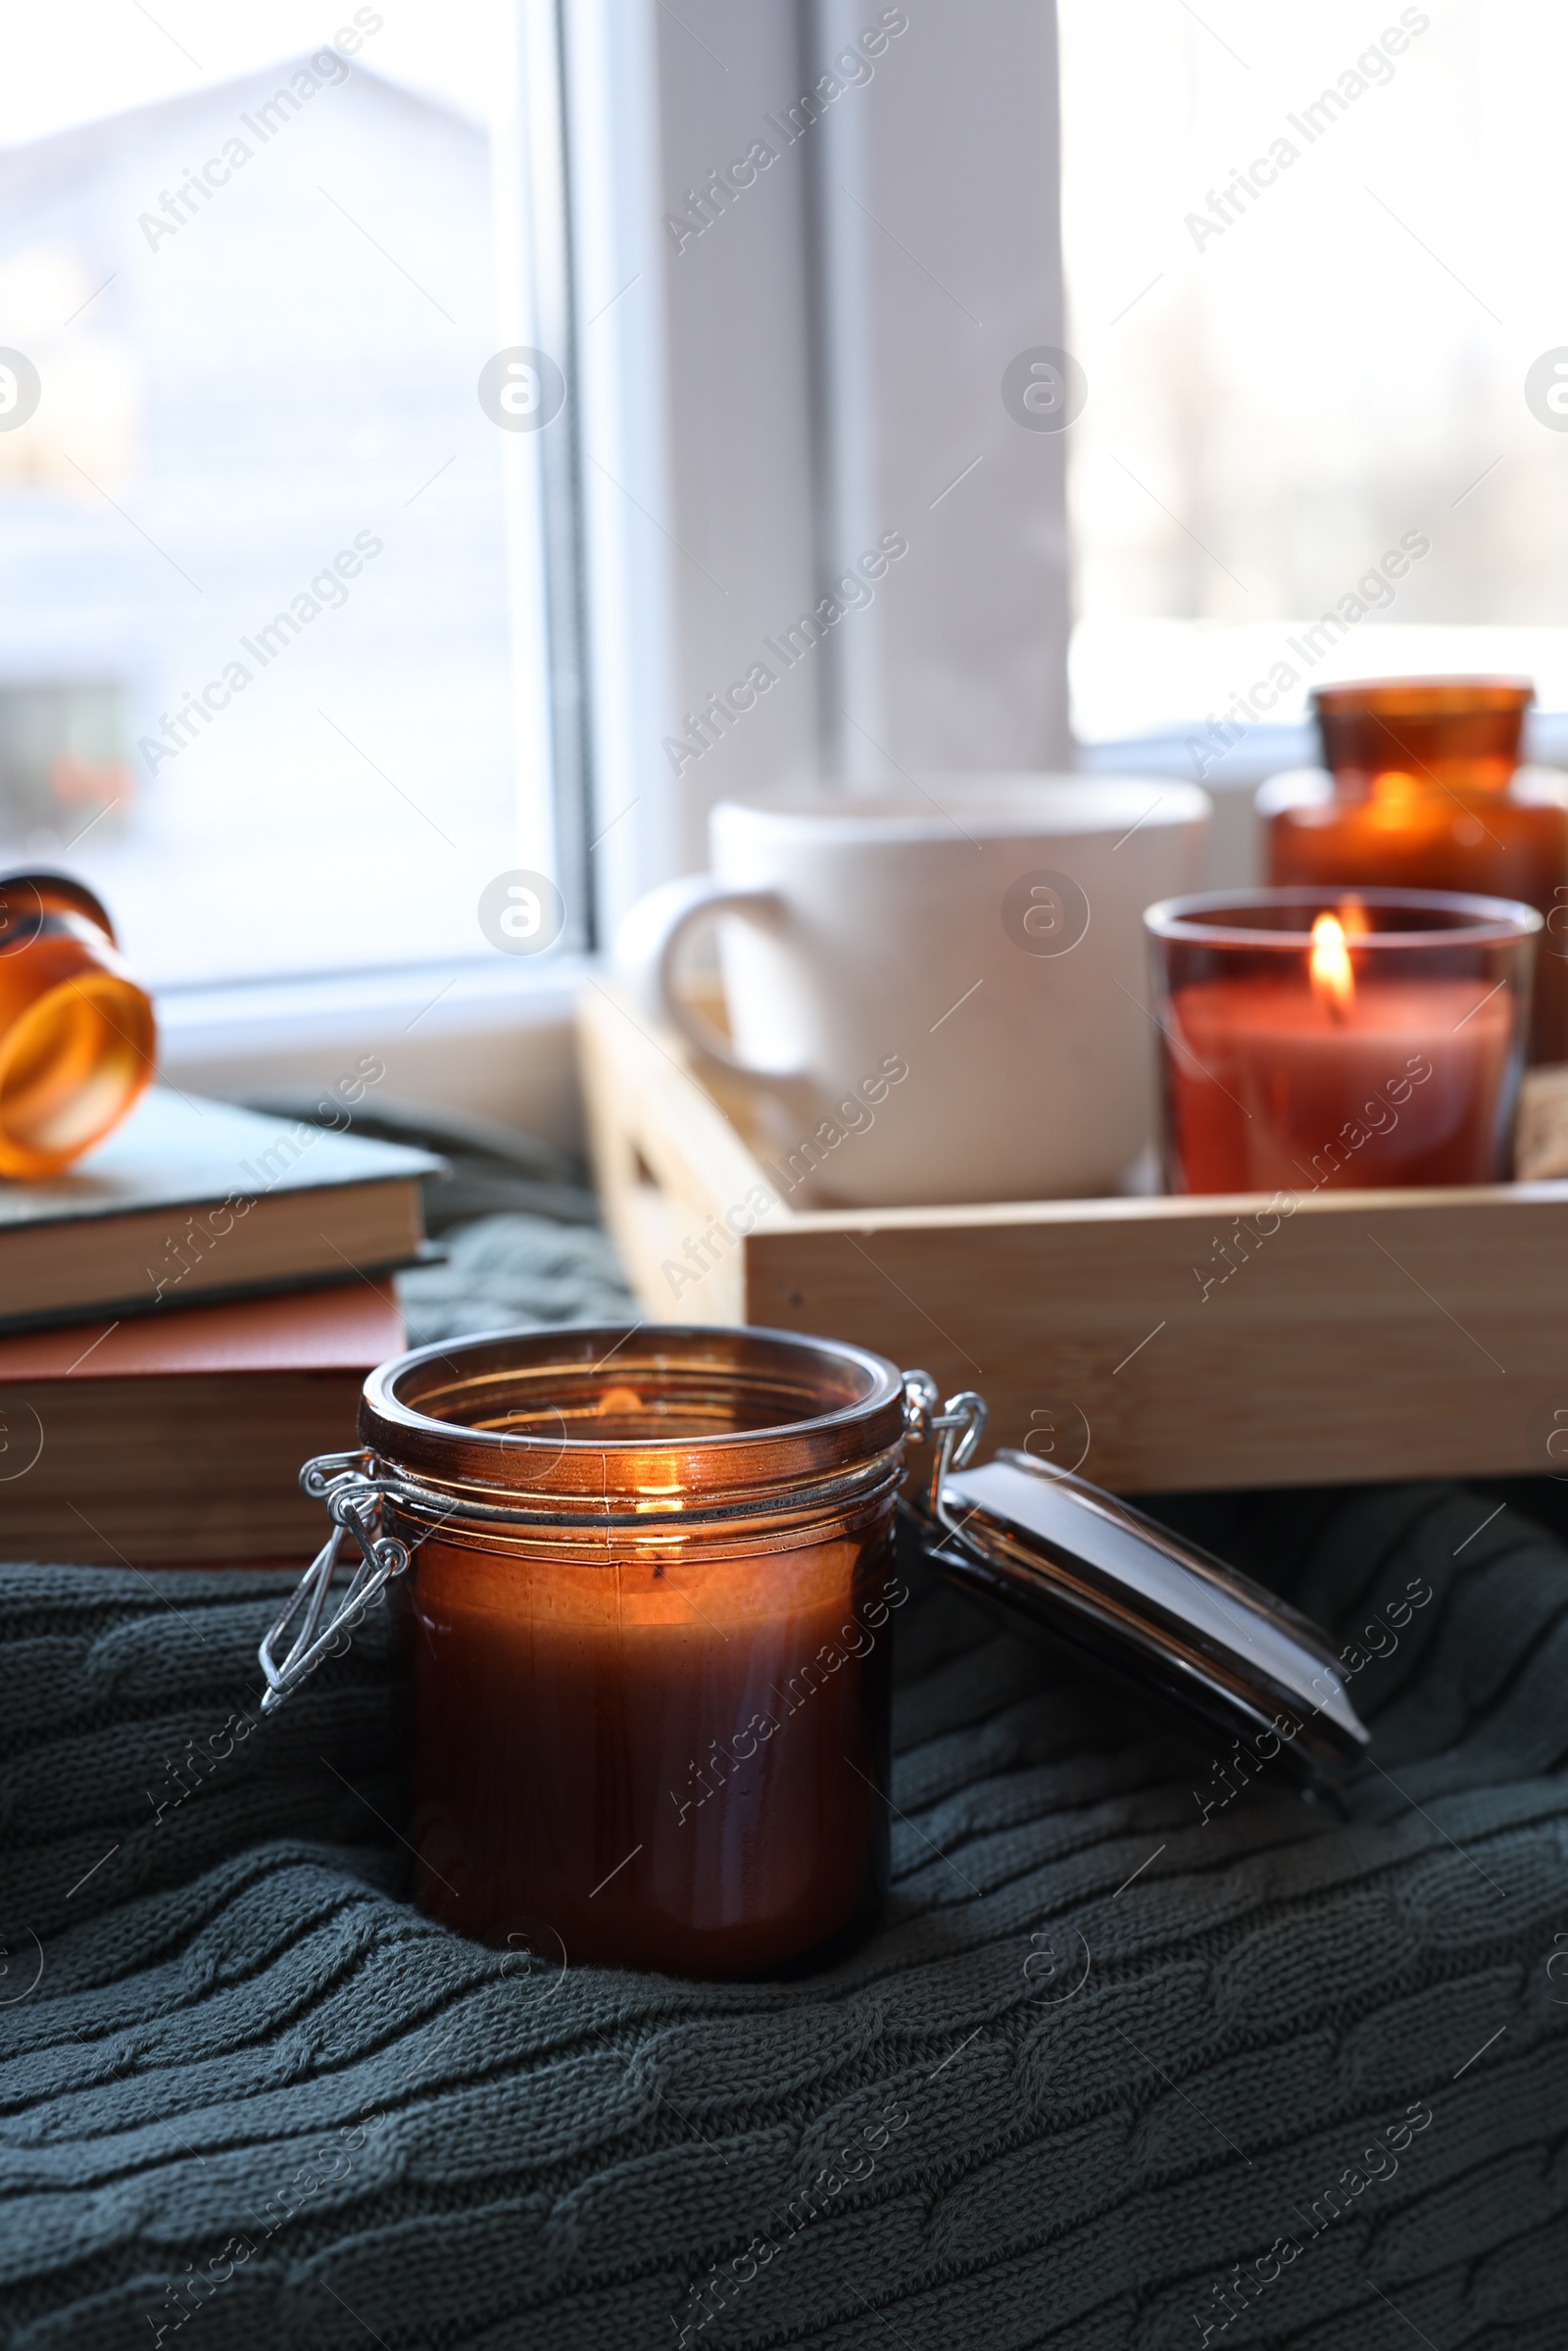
[0,0,578,990]
[1058,0,1568,764]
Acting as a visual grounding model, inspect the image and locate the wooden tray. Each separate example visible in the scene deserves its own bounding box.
[578,982,1568,1493]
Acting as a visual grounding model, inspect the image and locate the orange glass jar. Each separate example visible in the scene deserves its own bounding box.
[294,1326,906,1977]
[261,1334,1381,1971]
[1260,680,1568,1062]
[0,870,156,1176]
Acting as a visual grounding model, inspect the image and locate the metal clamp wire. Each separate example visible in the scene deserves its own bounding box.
[902,1370,988,1542]
[258,1460,409,1714]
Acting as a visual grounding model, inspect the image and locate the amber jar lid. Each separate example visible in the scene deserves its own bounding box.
[0,866,155,1179]
[0,869,122,951]
[359,1323,907,1540]
[1311,675,1534,720]
[1310,676,1534,796]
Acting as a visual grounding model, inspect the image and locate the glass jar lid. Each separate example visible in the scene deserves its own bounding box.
[906,1403,1368,1787]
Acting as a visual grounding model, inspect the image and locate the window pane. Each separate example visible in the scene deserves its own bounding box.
[0,0,567,986]
[1058,0,1568,743]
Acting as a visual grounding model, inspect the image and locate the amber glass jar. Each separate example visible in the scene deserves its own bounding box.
[358,1325,906,1978]
[1261,680,1568,1061]
[0,870,156,1176]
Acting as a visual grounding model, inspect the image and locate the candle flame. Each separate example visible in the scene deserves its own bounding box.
[1310,912,1354,1020]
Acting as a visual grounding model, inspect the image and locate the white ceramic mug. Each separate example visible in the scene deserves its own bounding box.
[615,777,1210,1206]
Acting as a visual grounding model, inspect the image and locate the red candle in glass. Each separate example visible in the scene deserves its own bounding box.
[1145,888,1539,1195]
[1261,679,1568,1061]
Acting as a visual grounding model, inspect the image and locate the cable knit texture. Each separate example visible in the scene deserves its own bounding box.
[2,1475,1566,2349]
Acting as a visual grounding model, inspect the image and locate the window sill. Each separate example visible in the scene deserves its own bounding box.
[156,954,597,1150]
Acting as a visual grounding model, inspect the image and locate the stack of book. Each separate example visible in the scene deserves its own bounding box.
[0,1089,439,1566]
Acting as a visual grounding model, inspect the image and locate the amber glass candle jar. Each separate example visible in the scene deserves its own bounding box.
[357,1325,906,1978]
[1260,680,1568,1062]
[0,869,155,1176]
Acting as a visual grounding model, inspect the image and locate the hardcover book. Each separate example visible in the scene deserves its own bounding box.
[0,1278,405,1564]
[0,1086,440,1331]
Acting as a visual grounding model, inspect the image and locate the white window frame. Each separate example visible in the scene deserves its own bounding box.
[159,0,1074,1141]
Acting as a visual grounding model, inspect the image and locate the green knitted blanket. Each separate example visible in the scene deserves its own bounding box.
[3,1471,1565,2349]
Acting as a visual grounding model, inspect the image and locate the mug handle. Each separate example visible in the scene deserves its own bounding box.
[613,873,808,1088]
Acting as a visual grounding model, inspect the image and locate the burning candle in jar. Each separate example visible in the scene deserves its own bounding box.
[1145,888,1539,1196]
[260,1340,1381,1976]
[350,1327,906,1978]
[1259,678,1568,1061]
